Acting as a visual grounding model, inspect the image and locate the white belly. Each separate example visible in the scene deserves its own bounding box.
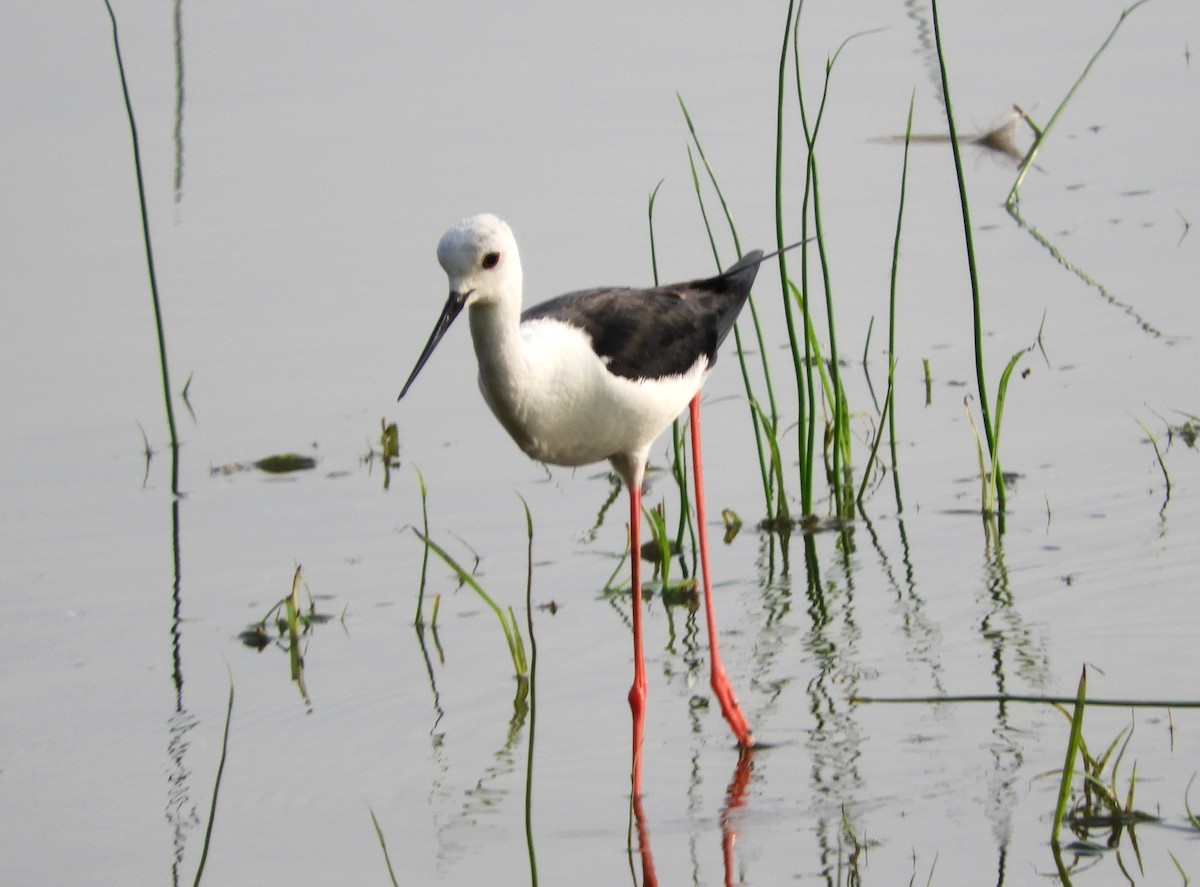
[477,318,709,468]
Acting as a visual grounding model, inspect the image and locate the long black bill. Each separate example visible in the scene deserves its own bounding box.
[398,290,469,400]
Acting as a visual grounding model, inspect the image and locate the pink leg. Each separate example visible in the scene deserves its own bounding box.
[689,396,754,748]
[627,482,647,797]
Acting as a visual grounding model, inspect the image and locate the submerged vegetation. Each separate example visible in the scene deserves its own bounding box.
[238,566,337,707]
[1046,667,1195,885]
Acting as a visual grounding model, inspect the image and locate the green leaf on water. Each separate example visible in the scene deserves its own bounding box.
[254,453,318,473]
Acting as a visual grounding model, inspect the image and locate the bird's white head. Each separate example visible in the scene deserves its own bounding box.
[398,213,523,400]
[436,213,523,308]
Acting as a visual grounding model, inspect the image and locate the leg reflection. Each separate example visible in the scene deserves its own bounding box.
[629,790,659,887]
[720,747,755,887]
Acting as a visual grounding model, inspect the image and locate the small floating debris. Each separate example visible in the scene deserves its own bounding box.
[254,453,318,474]
[721,508,743,543]
[212,452,318,476]
[872,105,1029,165]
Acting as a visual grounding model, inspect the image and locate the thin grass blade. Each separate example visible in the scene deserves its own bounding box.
[1052,666,1088,842]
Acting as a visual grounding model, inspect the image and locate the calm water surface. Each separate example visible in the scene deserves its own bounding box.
[1,1,1198,884]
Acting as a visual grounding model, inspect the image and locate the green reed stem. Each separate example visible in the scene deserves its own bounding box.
[1184,776,1200,831]
[1135,418,1171,505]
[789,3,820,514]
[887,93,915,514]
[749,398,789,526]
[861,317,876,408]
[413,465,431,628]
[1052,666,1088,841]
[856,381,892,509]
[774,0,813,516]
[964,399,992,514]
[602,532,631,594]
[668,423,695,575]
[680,138,775,522]
[283,565,301,638]
[648,180,697,567]
[677,100,781,485]
[1004,4,1165,343]
[192,680,234,887]
[677,95,781,432]
[790,11,879,517]
[786,281,835,413]
[368,808,401,887]
[930,0,996,488]
[989,346,1030,515]
[519,495,539,887]
[647,178,663,285]
[104,0,180,490]
[800,21,886,517]
[1008,0,1153,207]
[642,503,673,589]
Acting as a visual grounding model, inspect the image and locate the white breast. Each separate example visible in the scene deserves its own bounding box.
[477,317,710,468]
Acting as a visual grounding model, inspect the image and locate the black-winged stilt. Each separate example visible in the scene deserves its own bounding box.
[399,213,765,781]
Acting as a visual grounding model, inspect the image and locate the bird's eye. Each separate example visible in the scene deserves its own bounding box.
[482,252,500,269]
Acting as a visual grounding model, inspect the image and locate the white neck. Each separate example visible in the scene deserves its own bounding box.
[469,300,528,408]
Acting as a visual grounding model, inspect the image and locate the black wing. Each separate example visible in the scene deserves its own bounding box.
[520,250,764,382]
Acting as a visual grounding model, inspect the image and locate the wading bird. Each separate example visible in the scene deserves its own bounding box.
[399,214,771,787]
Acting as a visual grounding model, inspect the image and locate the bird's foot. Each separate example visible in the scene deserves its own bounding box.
[711,668,755,749]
